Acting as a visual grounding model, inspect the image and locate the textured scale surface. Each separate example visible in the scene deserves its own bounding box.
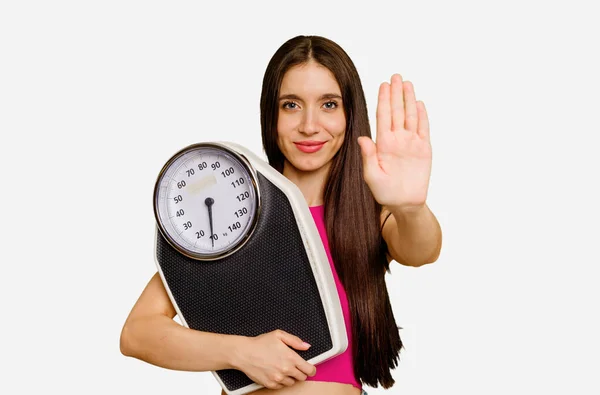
[156,172,333,391]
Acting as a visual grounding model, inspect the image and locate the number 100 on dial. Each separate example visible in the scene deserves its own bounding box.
[153,143,261,260]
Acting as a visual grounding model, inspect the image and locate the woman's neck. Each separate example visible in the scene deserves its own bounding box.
[282,160,330,207]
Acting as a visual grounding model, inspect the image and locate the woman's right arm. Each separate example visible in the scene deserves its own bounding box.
[119,272,243,371]
[119,272,316,388]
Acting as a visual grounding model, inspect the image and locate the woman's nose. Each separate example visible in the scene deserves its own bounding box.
[298,108,320,135]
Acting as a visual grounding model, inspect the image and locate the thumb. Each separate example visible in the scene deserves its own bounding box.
[276,330,311,350]
[357,136,378,176]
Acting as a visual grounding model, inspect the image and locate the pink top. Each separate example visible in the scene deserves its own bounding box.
[306,205,361,390]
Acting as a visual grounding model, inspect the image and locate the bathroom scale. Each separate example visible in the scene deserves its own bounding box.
[153,141,348,395]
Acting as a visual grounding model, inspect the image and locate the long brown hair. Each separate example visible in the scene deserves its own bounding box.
[260,35,402,388]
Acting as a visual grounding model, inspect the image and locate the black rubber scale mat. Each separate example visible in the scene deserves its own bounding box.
[156,172,333,392]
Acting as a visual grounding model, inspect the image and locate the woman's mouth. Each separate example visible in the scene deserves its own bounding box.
[294,141,326,153]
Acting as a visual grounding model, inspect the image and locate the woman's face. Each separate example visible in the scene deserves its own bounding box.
[277,60,346,174]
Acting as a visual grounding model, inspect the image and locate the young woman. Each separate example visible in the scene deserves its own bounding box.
[120,35,442,395]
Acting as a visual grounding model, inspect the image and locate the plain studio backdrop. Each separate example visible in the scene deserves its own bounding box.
[1,1,598,394]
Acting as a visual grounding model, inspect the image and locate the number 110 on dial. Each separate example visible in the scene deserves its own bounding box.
[153,143,260,260]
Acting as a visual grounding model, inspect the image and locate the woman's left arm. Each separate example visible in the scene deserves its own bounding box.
[358,73,442,267]
[381,204,442,267]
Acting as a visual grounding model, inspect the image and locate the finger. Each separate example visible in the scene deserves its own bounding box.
[376,82,391,143]
[357,136,379,177]
[278,376,295,387]
[287,367,308,382]
[390,74,405,132]
[416,100,430,139]
[265,381,284,390]
[295,356,317,377]
[403,81,418,133]
[276,330,310,351]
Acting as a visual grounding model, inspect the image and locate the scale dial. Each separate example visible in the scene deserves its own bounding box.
[153,142,260,260]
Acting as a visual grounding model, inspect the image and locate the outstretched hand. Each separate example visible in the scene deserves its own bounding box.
[358,74,432,211]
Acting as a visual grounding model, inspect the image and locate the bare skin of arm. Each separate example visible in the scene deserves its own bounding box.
[381,204,442,267]
[120,272,245,371]
[120,273,316,389]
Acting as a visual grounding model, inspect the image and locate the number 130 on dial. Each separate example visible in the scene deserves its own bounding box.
[153,142,261,260]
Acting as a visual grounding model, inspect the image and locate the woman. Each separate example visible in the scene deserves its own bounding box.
[120,35,442,395]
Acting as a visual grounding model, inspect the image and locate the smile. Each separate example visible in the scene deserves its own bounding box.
[294,141,326,153]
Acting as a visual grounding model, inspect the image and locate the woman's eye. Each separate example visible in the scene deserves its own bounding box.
[282,101,297,109]
[323,101,338,109]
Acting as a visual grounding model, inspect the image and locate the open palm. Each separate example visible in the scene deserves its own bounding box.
[358,74,432,210]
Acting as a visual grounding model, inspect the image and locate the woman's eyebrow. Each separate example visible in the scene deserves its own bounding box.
[278,93,302,101]
[319,93,342,100]
[278,93,342,101]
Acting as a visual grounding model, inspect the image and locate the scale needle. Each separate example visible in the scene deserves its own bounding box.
[205,197,215,248]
